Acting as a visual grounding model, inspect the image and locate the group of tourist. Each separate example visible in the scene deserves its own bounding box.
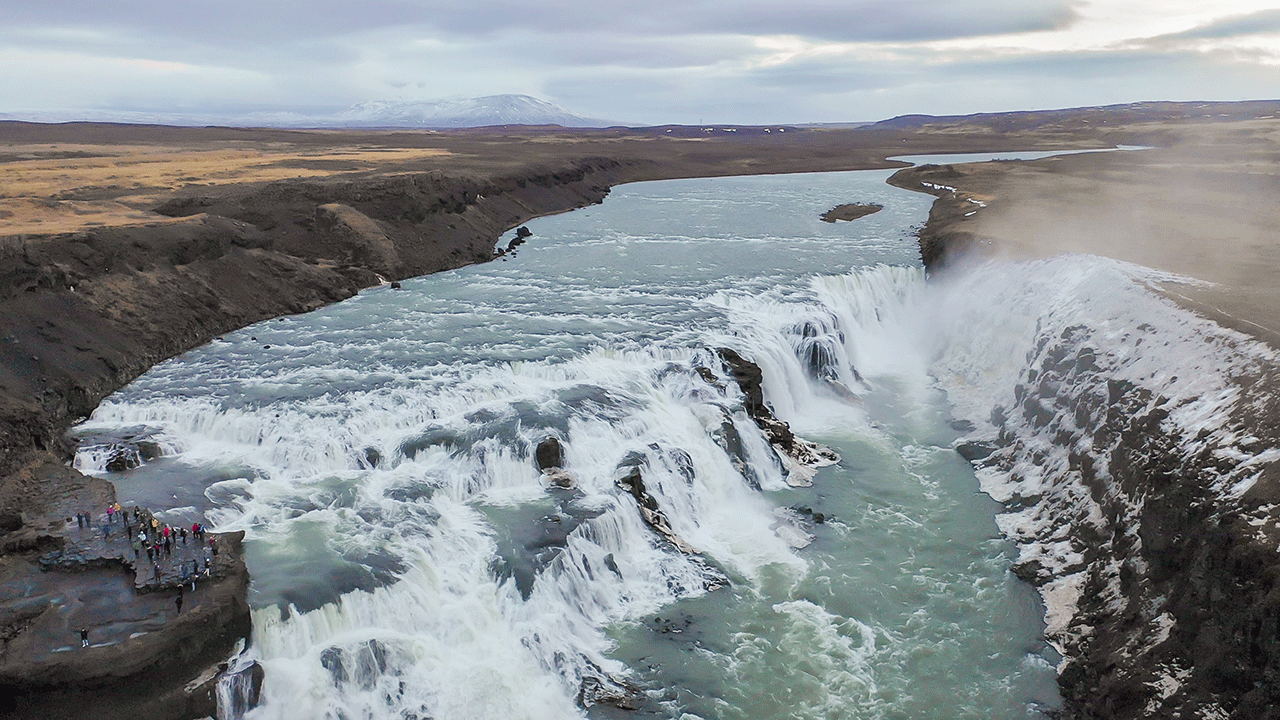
[73,504,218,649]
[71,502,217,587]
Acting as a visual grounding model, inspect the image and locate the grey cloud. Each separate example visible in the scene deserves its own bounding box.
[549,40,1277,125]
[512,33,758,70]
[4,0,1080,48]
[0,0,1083,109]
[1154,9,1280,41]
[410,0,1082,43]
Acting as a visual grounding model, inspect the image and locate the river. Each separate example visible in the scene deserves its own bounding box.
[73,155,1095,719]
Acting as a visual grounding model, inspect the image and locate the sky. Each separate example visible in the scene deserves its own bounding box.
[2,0,1279,124]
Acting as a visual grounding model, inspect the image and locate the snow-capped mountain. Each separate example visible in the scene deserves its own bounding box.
[334,95,610,128]
[0,95,614,129]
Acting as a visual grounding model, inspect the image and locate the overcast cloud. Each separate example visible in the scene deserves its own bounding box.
[1,0,1278,123]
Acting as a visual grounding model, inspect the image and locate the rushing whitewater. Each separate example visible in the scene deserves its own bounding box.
[68,164,1175,719]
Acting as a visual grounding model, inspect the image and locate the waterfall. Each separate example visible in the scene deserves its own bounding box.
[75,165,1089,719]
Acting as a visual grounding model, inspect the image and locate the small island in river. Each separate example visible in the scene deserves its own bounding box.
[820,202,883,222]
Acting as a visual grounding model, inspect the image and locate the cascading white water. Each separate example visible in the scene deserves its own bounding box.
[74,165,1094,719]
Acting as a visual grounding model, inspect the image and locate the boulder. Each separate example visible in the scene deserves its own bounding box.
[535,437,564,471]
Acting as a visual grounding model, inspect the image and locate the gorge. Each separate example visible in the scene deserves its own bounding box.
[1,103,1278,719]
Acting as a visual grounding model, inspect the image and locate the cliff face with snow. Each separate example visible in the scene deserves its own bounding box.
[929,257,1280,718]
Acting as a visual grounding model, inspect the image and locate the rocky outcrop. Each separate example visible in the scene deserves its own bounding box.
[903,170,1280,718]
[0,460,251,719]
[615,464,695,555]
[0,157,645,485]
[714,348,838,486]
[535,436,575,488]
[964,320,1280,719]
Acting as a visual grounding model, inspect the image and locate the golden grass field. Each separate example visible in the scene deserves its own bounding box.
[0,142,451,235]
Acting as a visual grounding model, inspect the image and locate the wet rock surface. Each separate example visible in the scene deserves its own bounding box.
[0,460,250,719]
[615,464,696,555]
[714,347,839,485]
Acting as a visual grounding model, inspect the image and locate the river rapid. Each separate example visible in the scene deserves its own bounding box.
[69,153,1164,719]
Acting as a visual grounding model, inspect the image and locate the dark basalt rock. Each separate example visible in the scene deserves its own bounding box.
[0,511,23,532]
[714,347,839,474]
[954,440,996,462]
[957,317,1280,719]
[103,440,163,473]
[217,661,265,718]
[577,661,646,712]
[535,436,564,470]
[715,347,794,449]
[616,467,679,545]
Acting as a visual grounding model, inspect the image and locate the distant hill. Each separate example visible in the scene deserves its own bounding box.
[332,95,612,128]
[872,100,1280,131]
[0,95,615,129]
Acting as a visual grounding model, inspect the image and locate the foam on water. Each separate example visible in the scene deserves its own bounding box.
[74,166,1119,719]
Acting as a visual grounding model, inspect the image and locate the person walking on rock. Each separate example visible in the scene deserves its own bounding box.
[80,628,89,648]
[175,589,184,615]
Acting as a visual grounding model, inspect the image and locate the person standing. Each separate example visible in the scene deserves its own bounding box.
[175,589,184,615]
[80,628,89,648]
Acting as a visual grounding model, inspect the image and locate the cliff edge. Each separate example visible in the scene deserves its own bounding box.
[892,124,1280,719]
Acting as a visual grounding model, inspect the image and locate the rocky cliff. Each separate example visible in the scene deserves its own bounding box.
[0,155,650,718]
[896,161,1280,719]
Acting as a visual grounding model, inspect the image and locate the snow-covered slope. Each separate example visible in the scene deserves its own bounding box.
[333,95,609,128]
